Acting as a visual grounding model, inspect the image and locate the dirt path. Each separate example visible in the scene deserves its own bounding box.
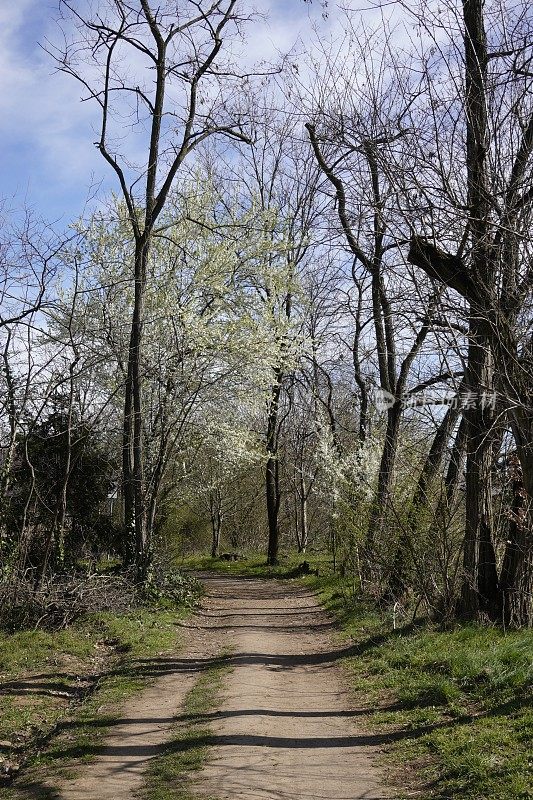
[36,575,391,800]
[194,575,390,800]
[40,602,225,800]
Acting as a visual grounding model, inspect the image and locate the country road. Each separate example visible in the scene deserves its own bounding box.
[46,575,392,800]
[193,575,390,800]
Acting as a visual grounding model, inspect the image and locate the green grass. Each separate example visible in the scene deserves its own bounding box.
[303,569,533,800]
[0,607,186,736]
[179,552,281,575]
[179,550,329,578]
[136,651,232,800]
[0,606,191,798]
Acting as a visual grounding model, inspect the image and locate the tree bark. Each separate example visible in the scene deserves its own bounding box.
[443,415,468,511]
[500,454,533,628]
[210,491,223,559]
[129,239,149,580]
[266,367,283,565]
[266,455,280,564]
[299,471,309,554]
[458,332,500,619]
[122,351,135,565]
[365,401,402,565]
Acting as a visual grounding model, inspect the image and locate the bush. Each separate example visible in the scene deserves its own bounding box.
[141,563,203,608]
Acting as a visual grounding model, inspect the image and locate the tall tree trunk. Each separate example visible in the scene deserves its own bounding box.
[122,353,135,565]
[266,455,280,565]
[457,0,501,620]
[510,410,533,519]
[210,499,223,559]
[128,239,149,580]
[443,415,468,511]
[293,479,300,551]
[365,401,402,569]
[209,487,222,558]
[458,333,500,619]
[266,370,282,565]
[499,454,533,628]
[299,471,309,554]
[437,414,469,619]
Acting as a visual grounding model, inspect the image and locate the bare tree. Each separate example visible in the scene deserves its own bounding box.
[49,0,255,578]
[305,115,445,578]
[404,0,533,624]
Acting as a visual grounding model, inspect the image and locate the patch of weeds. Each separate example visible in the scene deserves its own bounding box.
[84,606,186,660]
[137,651,232,800]
[141,569,203,610]
[0,626,97,680]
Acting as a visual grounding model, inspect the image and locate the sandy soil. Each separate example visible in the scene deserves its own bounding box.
[42,574,391,800]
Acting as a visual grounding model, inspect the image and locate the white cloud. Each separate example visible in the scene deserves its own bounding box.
[0,0,105,214]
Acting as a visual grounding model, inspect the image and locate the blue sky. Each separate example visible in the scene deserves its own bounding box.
[0,0,105,223]
[0,0,335,227]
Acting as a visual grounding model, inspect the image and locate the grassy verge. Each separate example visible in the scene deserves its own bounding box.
[303,571,533,800]
[0,605,193,798]
[136,651,231,800]
[179,551,329,578]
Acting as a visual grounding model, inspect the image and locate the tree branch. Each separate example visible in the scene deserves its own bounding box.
[408,236,476,300]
